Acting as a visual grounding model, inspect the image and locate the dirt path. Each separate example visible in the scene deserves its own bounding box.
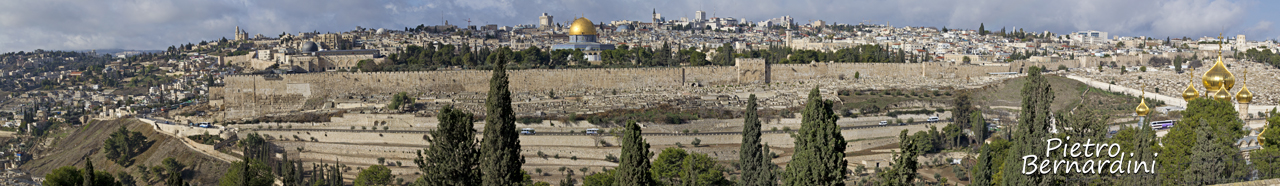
[137,118,239,163]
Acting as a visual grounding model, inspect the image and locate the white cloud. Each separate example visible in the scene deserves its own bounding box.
[0,0,1263,53]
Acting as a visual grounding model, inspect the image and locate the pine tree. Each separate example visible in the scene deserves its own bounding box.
[1158,98,1246,185]
[417,105,480,185]
[615,121,653,186]
[1183,120,1227,185]
[1252,116,1280,179]
[1000,66,1053,186]
[480,57,525,185]
[738,95,768,186]
[783,87,846,186]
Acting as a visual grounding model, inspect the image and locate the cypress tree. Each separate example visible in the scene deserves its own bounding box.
[979,23,987,35]
[1000,66,1053,186]
[783,87,846,186]
[877,130,918,186]
[1121,119,1159,184]
[738,95,768,186]
[615,121,653,186]
[760,144,777,185]
[952,92,973,147]
[970,143,993,186]
[969,111,986,146]
[480,56,524,185]
[417,105,480,185]
[84,159,95,186]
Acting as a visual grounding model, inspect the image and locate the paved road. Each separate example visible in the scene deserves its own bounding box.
[1066,75,1279,113]
[135,118,239,163]
[245,120,952,136]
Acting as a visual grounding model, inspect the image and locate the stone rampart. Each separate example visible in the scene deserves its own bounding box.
[222,60,1014,119]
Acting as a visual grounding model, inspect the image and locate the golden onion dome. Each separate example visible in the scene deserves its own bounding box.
[1202,58,1235,91]
[1135,98,1150,116]
[1237,85,1253,103]
[1182,83,1200,101]
[1237,70,1253,103]
[1212,82,1231,101]
[1182,68,1200,101]
[568,17,598,36]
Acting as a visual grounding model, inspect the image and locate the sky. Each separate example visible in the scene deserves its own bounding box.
[1,0,1278,53]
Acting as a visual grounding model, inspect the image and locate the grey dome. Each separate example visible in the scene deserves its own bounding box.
[300,41,318,52]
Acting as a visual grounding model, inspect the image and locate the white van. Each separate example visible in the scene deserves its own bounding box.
[585,128,600,134]
[520,128,535,135]
[879,121,888,126]
[927,117,940,122]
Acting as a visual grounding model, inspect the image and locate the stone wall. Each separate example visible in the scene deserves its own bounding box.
[221,60,1014,119]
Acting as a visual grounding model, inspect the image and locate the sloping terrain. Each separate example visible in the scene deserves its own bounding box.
[21,118,231,184]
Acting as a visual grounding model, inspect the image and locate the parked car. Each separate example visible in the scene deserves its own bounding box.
[520,128,536,135]
[927,116,940,122]
[879,121,888,126]
[585,128,600,134]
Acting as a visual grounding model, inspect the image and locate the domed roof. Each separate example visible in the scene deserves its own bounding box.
[1236,69,1253,103]
[568,17,597,36]
[300,41,318,52]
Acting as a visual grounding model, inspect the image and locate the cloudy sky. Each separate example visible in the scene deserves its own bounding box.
[1,0,1276,53]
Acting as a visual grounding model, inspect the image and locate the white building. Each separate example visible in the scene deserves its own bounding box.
[1070,30,1109,45]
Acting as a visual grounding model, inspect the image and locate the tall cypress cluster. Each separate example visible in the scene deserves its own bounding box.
[417,105,480,185]
[783,87,846,186]
[1000,66,1053,186]
[969,111,986,145]
[615,121,653,186]
[480,57,524,185]
[738,95,770,186]
[970,143,994,186]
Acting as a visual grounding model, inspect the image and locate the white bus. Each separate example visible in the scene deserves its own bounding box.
[1150,120,1175,129]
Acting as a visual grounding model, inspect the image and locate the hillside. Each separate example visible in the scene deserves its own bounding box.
[971,74,1163,123]
[21,118,231,184]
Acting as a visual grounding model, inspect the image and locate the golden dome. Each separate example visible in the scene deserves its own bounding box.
[1237,69,1253,103]
[568,17,597,36]
[1136,98,1150,117]
[1237,85,1253,103]
[1182,70,1200,101]
[1182,83,1200,101]
[1212,82,1231,101]
[1202,59,1236,91]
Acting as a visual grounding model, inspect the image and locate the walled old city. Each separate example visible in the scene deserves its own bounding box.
[6,8,1280,185]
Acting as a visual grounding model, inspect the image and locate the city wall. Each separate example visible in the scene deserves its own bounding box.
[220,60,1012,119]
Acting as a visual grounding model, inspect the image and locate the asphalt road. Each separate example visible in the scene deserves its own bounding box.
[246,120,953,136]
